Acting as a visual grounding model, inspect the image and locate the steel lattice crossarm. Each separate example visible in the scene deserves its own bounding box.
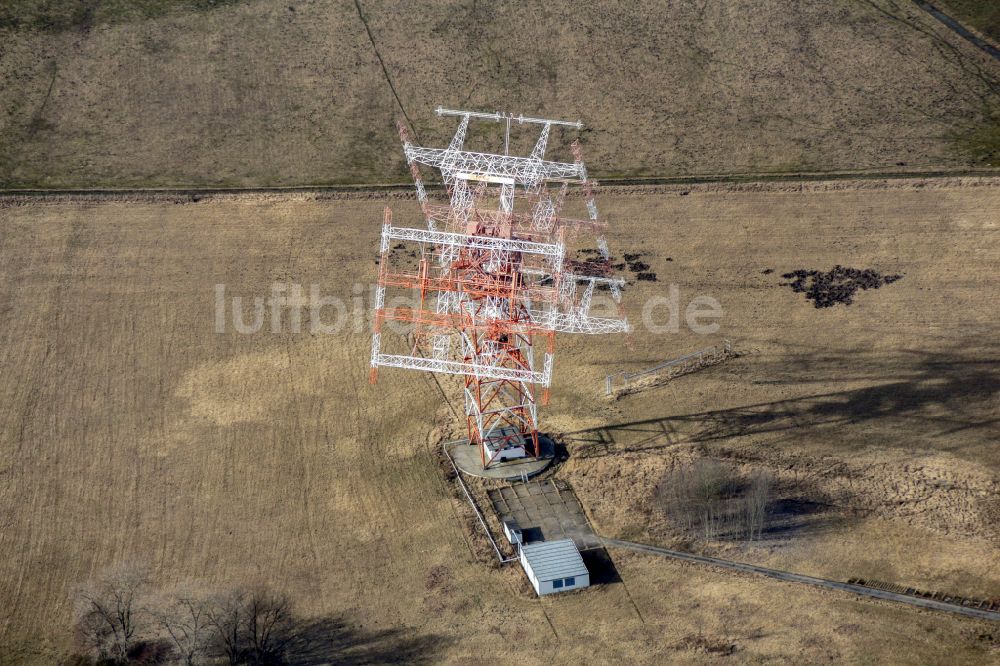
[375,222,628,331]
[403,145,585,188]
[374,353,550,384]
[374,270,627,330]
[374,301,628,339]
[531,307,630,335]
[377,267,561,309]
[419,202,607,240]
[381,223,564,261]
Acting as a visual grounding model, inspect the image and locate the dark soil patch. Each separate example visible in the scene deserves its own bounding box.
[780,266,902,308]
[567,257,613,277]
[675,634,737,656]
[1,0,248,33]
[574,248,652,280]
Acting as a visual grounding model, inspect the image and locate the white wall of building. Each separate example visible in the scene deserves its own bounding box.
[519,544,591,596]
[534,572,590,596]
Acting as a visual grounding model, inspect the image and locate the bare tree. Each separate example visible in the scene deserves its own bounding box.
[154,586,213,666]
[690,460,729,539]
[204,586,295,665]
[656,460,731,539]
[244,587,293,664]
[657,461,773,543]
[206,589,249,666]
[655,463,696,532]
[742,471,774,542]
[74,564,150,663]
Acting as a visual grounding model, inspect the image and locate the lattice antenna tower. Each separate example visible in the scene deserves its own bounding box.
[370,107,629,468]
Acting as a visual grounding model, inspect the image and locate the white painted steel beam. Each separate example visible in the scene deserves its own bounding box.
[384,225,563,259]
[404,145,585,185]
[375,353,552,385]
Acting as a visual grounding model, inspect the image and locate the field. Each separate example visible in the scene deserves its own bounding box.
[557,179,1000,601]
[3,0,1000,188]
[1,179,998,663]
[940,0,1000,43]
[3,0,1000,661]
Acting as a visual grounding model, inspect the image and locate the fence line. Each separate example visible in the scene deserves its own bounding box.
[442,441,518,564]
[606,339,734,396]
[604,538,1000,622]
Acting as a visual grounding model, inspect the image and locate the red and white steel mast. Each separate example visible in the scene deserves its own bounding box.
[370,108,628,468]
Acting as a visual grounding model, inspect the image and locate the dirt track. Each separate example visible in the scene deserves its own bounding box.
[915,1,1000,60]
[5,172,1000,207]
[603,538,1000,622]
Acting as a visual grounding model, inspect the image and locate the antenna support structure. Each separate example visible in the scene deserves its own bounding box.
[370,109,629,469]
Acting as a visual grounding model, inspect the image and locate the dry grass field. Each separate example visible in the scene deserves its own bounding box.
[552,179,1000,602]
[1,179,998,663]
[3,0,1000,188]
[939,0,1000,42]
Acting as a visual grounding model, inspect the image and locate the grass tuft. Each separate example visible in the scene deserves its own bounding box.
[954,113,1000,166]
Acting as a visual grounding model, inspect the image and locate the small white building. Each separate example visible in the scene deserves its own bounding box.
[482,426,528,463]
[519,539,590,596]
[502,519,523,546]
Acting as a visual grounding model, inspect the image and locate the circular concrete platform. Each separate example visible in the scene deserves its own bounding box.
[447,436,555,480]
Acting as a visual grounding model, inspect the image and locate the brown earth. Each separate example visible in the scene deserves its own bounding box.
[0,178,998,663]
[3,0,1000,188]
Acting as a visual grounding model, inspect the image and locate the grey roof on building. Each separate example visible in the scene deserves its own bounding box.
[520,539,588,581]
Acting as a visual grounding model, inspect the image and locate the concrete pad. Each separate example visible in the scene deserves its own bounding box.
[447,437,554,480]
[488,479,602,550]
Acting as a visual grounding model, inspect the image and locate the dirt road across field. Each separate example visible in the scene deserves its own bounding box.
[603,538,1000,622]
[914,1,1000,61]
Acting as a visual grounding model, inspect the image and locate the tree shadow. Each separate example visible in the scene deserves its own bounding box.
[561,418,683,459]
[563,344,1000,460]
[760,497,838,539]
[280,616,449,666]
